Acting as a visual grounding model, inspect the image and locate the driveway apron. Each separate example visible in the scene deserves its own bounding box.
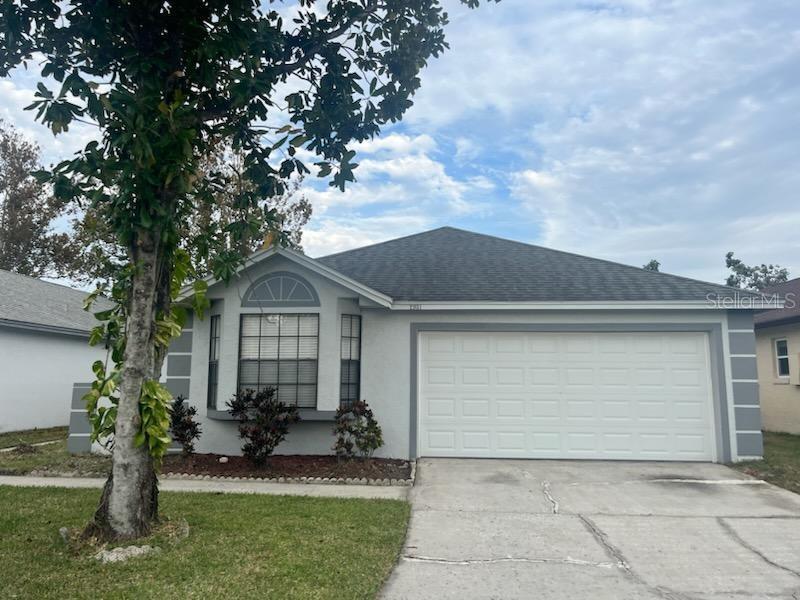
[381,458,800,600]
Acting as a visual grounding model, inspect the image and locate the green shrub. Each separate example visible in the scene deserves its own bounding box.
[170,396,202,457]
[333,401,384,460]
[227,388,300,465]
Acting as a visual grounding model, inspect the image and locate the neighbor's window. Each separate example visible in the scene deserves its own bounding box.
[775,338,790,378]
[207,315,221,408]
[238,314,318,407]
[340,315,361,408]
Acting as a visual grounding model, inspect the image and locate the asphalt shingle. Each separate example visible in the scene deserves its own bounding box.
[316,227,753,303]
[0,269,111,333]
[754,278,800,328]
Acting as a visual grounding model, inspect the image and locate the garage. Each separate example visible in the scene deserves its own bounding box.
[417,331,717,461]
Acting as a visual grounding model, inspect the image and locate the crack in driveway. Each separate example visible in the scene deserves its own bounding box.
[579,515,697,600]
[717,517,800,579]
[541,480,559,514]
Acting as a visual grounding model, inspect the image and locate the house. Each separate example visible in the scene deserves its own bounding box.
[0,269,109,434]
[754,278,800,434]
[67,227,766,462]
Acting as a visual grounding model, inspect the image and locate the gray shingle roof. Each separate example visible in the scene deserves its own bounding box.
[0,269,112,334]
[316,227,753,303]
[754,278,800,328]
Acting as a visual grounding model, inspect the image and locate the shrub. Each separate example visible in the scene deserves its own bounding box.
[170,396,202,457]
[227,388,300,465]
[332,401,384,460]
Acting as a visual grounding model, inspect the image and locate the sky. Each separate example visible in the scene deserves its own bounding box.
[1,0,798,285]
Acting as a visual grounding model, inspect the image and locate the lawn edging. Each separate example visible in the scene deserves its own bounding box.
[20,459,419,487]
[162,458,418,487]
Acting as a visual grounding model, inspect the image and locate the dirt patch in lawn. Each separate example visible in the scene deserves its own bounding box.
[162,453,411,480]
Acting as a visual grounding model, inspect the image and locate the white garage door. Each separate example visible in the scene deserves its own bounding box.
[418,331,716,461]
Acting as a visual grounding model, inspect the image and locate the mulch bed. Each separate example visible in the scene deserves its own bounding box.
[161,453,411,481]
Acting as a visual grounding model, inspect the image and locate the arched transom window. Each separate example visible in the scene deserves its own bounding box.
[241,271,320,307]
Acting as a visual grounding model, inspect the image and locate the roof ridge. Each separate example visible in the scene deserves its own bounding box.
[378,226,756,296]
[0,268,92,297]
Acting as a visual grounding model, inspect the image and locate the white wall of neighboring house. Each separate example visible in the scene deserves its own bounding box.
[0,326,106,433]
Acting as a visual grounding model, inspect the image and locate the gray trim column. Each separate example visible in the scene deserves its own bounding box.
[67,382,92,453]
[409,322,733,463]
[727,310,763,458]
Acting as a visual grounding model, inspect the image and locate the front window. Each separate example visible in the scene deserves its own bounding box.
[238,314,319,407]
[775,338,790,378]
[207,315,221,408]
[340,315,361,408]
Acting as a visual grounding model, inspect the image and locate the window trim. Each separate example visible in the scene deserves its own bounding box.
[774,337,790,378]
[340,314,362,408]
[207,314,221,409]
[236,312,320,408]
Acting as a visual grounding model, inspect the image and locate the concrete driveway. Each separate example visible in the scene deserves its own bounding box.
[381,459,800,599]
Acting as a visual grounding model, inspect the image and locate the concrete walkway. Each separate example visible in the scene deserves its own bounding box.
[0,475,409,500]
[381,459,800,599]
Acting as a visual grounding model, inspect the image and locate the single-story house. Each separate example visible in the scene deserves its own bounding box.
[754,278,800,433]
[0,269,108,434]
[68,227,767,462]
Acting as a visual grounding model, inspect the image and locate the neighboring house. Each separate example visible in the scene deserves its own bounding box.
[0,269,109,434]
[67,227,766,462]
[754,278,800,434]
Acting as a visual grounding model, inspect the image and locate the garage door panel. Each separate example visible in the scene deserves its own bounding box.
[419,332,715,461]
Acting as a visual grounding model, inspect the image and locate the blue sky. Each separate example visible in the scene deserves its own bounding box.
[2,0,798,284]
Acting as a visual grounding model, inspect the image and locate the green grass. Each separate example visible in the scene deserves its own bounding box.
[0,486,410,599]
[0,427,68,449]
[735,431,800,494]
[0,439,110,476]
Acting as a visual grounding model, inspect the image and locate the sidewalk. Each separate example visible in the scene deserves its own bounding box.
[0,475,409,500]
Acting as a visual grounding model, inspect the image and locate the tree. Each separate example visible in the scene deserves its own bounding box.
[0,120,74,277]
[0,0,493,539]
[725,252,789,291]
[642,259,660,272]
[65,157,312,286]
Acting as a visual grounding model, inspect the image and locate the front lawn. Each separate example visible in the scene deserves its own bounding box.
[0,439,109,476]
[0,426,68,449]
[0,486,410,599]
[735,431,800,494]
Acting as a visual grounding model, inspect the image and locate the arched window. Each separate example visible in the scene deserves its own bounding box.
[241,271,320,307]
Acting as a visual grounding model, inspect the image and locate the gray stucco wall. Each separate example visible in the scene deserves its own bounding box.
[360,309,756,461]
[1,326,105,434]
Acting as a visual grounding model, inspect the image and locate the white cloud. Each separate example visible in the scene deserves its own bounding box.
[0,78,98,165]
[302,214,433,257]
[2,1,798,284]
[454,137,480,163]
[352,133,436,156]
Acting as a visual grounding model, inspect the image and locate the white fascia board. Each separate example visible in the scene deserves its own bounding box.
[178,247,393,308]
[389,301,749,311]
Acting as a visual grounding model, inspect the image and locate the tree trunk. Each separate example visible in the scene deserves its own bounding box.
[86,229,163,540]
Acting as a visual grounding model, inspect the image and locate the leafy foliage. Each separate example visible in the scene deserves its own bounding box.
[642,259,660,272]
[227,388,300,465]
[333,401,384,460]
[170,396,202,457]
[725,252,789,291]
[0,120,76,277]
